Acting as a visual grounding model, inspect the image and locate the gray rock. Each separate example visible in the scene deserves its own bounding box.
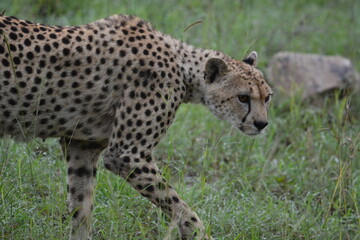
[267,52,360,99]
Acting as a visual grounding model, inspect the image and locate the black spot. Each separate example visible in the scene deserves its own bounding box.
[119,50,126,57]
[142,166,149,173]
[135,103,141,111]
[146,185,154,192]
[139,59,145,66]
[62,37,70,44]
[129,90,136,98]
[146,129,152,135]
[107,68,113,76]
[13,57,20,65]
[46,88,53,95]
[76,46,83,53]
[72,82,79,88]
[37,34,45,40]
[145,155,152,163]
[117,40,123,46]
[63,48,70,56]
[25,66,33,74]
[10,87,18,94]
[24,38,31,46]
[25,94,33,100]
[4,71,11,79]
[3,110,10,117]
[76,167,90,178]
[54,105,62,111]
[145,109,151,116]
[40,118,48,124]
[86,82,94,89]
[131,146,137,154]
[49,33,57,39]
[57,80,65,87]
[131,47,138,54]
[126,133,132,140]
[123,156,130,163]
[20,27,29,33]
[19,81,27,88]
[44,44,51,52]
[134,167,142,174]
[136,120,143,126]
[15,71,22,78]
[85,68,91,75]
[78,194,84,202]
[9,32,17,40]
[2,59,10,67]
[50,56,57,63]
[39,60,46,68]
[46,72,53,79]
[6,43,15,52]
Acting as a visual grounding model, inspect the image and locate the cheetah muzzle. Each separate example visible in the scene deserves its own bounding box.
[0,14,272,239]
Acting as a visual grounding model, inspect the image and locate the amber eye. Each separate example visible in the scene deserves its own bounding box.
[238,94,250,104]
[265,95,270,103]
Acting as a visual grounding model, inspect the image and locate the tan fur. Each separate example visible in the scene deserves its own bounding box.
[0,15,272,239]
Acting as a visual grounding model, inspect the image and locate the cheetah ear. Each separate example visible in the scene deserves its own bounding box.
[243,51,257,67]
[204,58,228,84]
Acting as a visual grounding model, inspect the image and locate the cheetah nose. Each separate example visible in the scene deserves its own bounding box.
[254,121,268,130]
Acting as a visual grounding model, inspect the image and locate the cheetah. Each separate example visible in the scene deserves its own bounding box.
[0,14,272,239]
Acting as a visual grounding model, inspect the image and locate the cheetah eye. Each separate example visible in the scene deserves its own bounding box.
[238,94,250,104]
[265,94,272,103]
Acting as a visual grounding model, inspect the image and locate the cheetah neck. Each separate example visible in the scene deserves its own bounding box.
[175,41,227,104]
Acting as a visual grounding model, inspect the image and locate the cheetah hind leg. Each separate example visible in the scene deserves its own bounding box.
[60,138,107,240]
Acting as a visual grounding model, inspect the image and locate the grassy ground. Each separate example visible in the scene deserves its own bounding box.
[1,0,359,239]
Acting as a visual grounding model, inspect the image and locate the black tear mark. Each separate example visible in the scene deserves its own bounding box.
[242,100,251,123]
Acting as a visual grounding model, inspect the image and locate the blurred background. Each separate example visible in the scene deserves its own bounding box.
[1,0,360,67]
[0,1,359,239]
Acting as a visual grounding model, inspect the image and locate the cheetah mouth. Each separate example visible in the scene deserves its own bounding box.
[246,132,260,136]
[238,126,261,136]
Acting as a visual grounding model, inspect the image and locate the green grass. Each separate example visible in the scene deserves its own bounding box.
[1,0,360,239]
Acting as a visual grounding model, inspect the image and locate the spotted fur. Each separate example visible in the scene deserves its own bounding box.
[0,15,272,239]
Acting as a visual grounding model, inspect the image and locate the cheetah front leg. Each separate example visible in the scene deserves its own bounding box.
[60,138,107,240]
[103,148,210,239]
[101,89,213,239]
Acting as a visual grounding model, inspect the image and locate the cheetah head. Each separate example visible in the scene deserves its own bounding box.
[203,51,272,136]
